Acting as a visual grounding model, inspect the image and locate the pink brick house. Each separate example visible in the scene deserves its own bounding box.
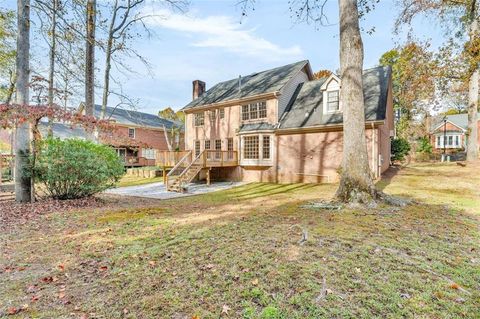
[167,60,394,190]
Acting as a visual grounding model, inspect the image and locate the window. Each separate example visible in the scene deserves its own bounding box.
[128,128,135,138]
[437,136,441,147]
[195,140,201,157]
[227,138,234,160]
[194,112,204,126]
[204,140,211,150]
[142,148,156,160]
[243,136,259,159]
[241,101,267,121]
[262,136,270,159]
[448,136,453,146]
[219,108,225,119]
[455,135,459,147]
[327,90,339,112]
[209,110,216,121]
[215,139,222,159]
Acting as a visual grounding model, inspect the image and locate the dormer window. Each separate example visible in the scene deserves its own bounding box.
[321,74,341,114]
[194,112,205,126]
[327,90,339,112]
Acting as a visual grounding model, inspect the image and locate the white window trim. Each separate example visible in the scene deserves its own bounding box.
[142,148,156,160]
[322,77,342,114]
[239,133,273,166]
[435,133,463,148]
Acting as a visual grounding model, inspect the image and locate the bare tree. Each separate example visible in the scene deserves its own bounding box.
[15,0,33,202]
[85,0,95,118]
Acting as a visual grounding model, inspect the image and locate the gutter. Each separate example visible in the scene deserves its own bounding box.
[275,120,385,135]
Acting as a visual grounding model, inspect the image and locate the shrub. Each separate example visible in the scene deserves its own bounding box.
[417,136,433,154]
[33,138,124,199]
[391,138,411,161]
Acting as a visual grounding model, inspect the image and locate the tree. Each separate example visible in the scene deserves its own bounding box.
[85,0,95,119]
[313,69,333,79]
[334,0,376,202]
[396,0,479,161]
[379,42,437,141]
[15,0,33,202]
[0,9,16,104]
[158,106,184,151]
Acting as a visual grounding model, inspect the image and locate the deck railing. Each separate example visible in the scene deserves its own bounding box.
[0,154,14,185]
[156,150,191,167]
[203,150,238,167]
[165,151,193,189]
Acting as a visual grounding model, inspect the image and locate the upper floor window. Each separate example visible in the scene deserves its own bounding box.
[242,101,267,121]
[219,108,225,119]
[194,112,204,126]
[209,110,216,121]
[128,128,135,138]
[326,90,339,112]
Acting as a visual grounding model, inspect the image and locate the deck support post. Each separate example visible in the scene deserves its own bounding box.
[206,169,211,186]
[163,166,167,184]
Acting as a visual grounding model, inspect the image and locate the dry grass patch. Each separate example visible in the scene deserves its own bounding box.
[0,164,479,318]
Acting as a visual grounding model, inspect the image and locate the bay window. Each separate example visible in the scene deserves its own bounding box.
[241,134,273,165]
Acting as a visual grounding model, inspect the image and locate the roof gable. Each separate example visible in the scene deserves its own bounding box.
[430,113,479,132]
[279,66,391,129]
[182,60,312,110]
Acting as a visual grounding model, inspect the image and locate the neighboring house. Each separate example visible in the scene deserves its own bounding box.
[175,60,393,186]
[429,113,480,152]
[34,104,184,167]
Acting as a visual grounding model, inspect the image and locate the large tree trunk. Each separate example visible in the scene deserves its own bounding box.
[15,0,32,203]
[466,4,479,162]
[47,0,57,137]
[335,0,376,203]
[85,0,96,119]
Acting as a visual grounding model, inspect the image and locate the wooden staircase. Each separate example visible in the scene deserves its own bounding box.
[166,150,238,193]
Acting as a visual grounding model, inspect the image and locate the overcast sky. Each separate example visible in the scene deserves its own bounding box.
[5,0,445,115]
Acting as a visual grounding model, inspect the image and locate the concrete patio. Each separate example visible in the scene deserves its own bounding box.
[105,181,244,200]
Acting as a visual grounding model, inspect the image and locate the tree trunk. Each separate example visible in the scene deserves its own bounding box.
[101,37,113,119]
[47,0,57,137]
[15,0,32,203]
[85,0,96,119]
[335,0,376,203]
[162,125,173,151]
[467,4,479,162]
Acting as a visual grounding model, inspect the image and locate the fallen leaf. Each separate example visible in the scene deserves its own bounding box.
[58,264,65,271]
[7,307,18,315]
[251,278,259,286]
[221,304,230,314]
[31,295,39,302]
[99,266,108,272]
[450,282,460,290]
[148,261,156,267]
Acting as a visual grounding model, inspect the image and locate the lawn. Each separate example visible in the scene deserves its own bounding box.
[1,163,479,318]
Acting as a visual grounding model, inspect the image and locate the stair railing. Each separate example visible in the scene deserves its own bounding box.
[174,150,206,190]
[166,150,192,190]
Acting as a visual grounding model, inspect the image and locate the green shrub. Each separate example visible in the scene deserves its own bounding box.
[391,138,411,161]
[33,138,124,199]
[417,136,433,154]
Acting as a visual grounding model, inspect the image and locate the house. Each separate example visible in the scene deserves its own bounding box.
[429,113,480,152]
[167,60,394,190]
[0,104,185,167]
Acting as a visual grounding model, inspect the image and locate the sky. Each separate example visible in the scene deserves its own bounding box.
[5,0,446,115]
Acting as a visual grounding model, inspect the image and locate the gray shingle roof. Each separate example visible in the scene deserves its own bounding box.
[94,105,179,129]
[239,122,276,133]
[183,60,310,110]
[279,66,391,129]
[38,122,88,140]
[430,113,480,132]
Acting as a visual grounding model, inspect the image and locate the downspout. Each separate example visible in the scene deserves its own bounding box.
[371,122,377,179]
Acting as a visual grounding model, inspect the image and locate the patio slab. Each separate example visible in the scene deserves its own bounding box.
[105,181,244,199]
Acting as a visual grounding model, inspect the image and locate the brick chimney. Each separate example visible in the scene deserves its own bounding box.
[192,80,206,100]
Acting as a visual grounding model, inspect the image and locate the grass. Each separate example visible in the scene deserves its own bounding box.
[1,163,479,318]
[116,174,164,187]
